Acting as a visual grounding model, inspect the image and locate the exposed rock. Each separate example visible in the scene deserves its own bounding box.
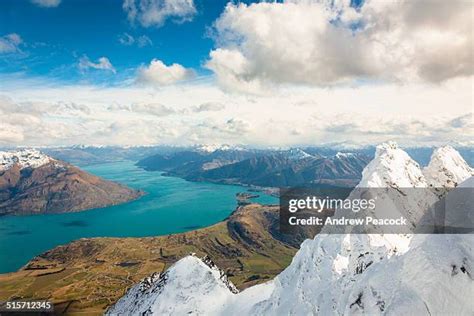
[0,149,143,215]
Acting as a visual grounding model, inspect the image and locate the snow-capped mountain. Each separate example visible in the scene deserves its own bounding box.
[424,145,473,188]
[358,141,427,188]
[108,142,473,315]
[195,144,244,153]
[286,148,314,160]
[0,149,143,215]
[0,149,54,172]
[106,255,238,315]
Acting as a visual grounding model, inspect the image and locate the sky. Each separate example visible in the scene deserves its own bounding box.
[0,0,472,148]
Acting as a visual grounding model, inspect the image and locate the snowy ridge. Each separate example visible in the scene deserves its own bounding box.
[106,254,239,315]
[335,152,355,158]
[358,141,427,188]
[286,148,313,160]
[109,143,473,315]
[424,145,473,188]
[195,144,243,153]
[0,149,54,172]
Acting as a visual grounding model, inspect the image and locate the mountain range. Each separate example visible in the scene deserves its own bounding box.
[108,143,473,315]
[137,148,371,188]
[0,149,143,216]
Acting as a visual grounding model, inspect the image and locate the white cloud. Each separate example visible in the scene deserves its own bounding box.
[118,33,135,45]
[137,35,153,47]
[137,59,195,86]
[132,103,176,116]
[31,0,61,7]
[78,56,116,74]
[118,33,153,47]
[207,0,473,93]
[0,75,472,147]
[123,0,196,28]
[192,102,225,113]
[0,33,23,54]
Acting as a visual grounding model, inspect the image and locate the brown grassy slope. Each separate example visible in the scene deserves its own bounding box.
[0,204,314,315]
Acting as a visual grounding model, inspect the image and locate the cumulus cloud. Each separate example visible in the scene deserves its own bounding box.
[192,102,225,112]
[131,103,176,116]
[118,33,153,47]
[78,56,116,73]
[123,0,196,28]
[1,75,471,147]
[207,0,473,93]
[31,0,61,7]
[137,59,195,86]
[0,97,84,146]
[449,113,473,129]
[55,101,91,116]
[0,33,23,54]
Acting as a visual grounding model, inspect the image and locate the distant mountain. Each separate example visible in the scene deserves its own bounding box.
[137,148,370,188]
[42,145,179,166]
[303,146,474,167]
[137,147,262,176]
[28,144,473,170]
[0,149,143,216]
[188,150,370,188]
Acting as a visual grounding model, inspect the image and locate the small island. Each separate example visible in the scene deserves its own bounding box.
[236,192,260,206]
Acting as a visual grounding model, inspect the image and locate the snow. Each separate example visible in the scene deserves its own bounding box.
[333,254,349,274]
[345,233,474,315]
[358,141,427,188]
[335,152,355,159]
[106,255,238,315]
[286,148,313,160]
[109,142,474,315]
[423,145,473,188]
[196,144,243,153]
[0,149,53,172]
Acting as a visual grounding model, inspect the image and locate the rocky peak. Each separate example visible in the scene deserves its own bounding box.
[0,149,54,172]
[107,254,238,315]
[423,145,473,188]
[200,254,239,294]
[357,141,426,188]
[335,152,355,159]
[286,148,313,160]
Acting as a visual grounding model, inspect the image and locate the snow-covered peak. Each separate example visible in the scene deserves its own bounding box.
[423,145,473,188]
[286,148,313,160]
[0,149,53,172]
[357,141,426,188]
[196,144,243,153]
[106,254,238,315]
[335,152,355,159]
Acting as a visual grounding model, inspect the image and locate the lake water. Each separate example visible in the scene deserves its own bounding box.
[0,161,278,273]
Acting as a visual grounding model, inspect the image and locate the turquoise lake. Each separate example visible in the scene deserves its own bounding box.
[0,161,278,273]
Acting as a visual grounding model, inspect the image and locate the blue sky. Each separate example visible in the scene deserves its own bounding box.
[0,0,471,147]
[0,0,368,84]
[0,0,245,83]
